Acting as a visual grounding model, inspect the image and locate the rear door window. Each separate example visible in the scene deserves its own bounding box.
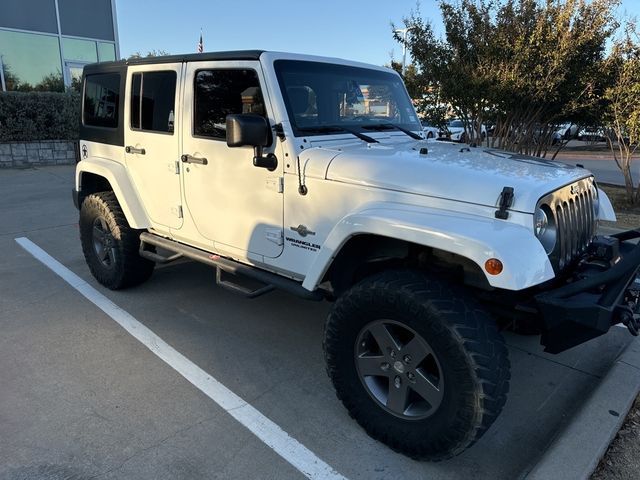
[129,71,177,134]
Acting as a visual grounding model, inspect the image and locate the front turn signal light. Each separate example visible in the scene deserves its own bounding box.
[485,258,503,275]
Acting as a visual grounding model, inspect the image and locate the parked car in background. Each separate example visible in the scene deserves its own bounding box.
[578,127,607,142]
[420,119,439,139]
[554,123,578,141]
[438,119,486,142]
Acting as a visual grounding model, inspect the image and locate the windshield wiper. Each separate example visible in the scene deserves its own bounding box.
[297,125,378,143]
[362,123,422,140]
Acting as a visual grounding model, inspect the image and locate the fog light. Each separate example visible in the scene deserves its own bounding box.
[485,258,503,275]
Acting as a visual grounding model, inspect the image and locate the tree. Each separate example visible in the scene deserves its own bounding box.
[128,50,170,60]
[604,24,640,202]
[395,0,620,153]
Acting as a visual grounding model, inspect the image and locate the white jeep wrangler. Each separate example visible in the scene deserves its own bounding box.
[73,50,640,461]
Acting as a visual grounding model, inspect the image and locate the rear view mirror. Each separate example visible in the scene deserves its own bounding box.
[225,114,277,171]
[226,114,269,148]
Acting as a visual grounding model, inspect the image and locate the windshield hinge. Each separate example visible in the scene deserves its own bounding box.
[273,123,286,141]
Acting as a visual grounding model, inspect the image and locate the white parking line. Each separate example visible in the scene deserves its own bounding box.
[15,237,346,480]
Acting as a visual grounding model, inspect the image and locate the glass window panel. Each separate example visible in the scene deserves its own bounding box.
[130,74,141,129]
[67,65,84,92]
[62,37,97,63]
[58,0,115,41]
[131,71,176,134]
[194,69,266,139]
[0,0,58,34]
[97,42,116,62]
[83,73,120,128]
[0,30,62,91]
[274,60,420,137]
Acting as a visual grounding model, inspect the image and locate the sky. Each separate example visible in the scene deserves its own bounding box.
[115,0,640,67]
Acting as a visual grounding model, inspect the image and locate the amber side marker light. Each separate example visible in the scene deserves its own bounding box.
[485,258,503,275]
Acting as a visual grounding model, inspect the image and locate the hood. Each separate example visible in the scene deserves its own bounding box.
[302,140,591,213]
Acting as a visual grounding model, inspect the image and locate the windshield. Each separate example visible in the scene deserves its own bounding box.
[274,60,421,137]
[449,120,464,128]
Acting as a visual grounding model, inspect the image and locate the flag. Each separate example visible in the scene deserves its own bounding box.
[197,31,203,53]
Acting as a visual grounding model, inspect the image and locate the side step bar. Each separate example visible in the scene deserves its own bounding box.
[139,232,323,301]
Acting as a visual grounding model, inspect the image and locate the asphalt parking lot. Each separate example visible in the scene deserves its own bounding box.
[0,165,635,479]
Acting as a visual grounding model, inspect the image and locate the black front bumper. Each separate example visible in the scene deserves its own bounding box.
[536,229,640,353]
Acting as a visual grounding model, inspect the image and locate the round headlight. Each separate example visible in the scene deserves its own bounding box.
[534,206,557,254]
[534,208,548,237]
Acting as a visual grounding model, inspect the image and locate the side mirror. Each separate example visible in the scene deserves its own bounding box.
[226,114,269,148]
[226,114,278,171]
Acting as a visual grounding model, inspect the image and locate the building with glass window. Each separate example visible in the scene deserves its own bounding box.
[0,0,119,92]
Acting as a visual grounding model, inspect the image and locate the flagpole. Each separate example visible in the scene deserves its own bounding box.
[197,28,203,53]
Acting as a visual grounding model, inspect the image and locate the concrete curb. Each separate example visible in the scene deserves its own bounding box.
[524,335,640,479]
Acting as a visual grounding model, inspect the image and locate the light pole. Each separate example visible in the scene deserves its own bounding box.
[394,27,413,76]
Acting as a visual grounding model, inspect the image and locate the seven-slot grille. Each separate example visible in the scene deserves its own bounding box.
[538,178,598,270]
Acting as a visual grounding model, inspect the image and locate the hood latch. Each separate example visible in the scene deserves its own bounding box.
[495,187,515,220]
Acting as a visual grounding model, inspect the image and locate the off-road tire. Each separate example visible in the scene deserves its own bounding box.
[79,191,154,289]
[324,270,510,461]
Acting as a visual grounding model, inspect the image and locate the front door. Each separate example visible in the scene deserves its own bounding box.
[181,61,283,259]
[125,63,183,230]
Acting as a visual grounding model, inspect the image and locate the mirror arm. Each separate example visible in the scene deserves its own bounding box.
[253,146,278,171]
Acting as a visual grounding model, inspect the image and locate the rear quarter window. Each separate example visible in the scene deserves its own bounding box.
[83,73,120,128]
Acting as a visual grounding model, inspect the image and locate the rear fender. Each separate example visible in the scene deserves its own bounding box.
[75,157,150,229]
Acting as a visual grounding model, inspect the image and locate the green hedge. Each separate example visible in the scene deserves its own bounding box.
[0,91,80,142]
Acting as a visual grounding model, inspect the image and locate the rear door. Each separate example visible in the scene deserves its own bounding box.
[181,61,284,258]
[124,63,183,230]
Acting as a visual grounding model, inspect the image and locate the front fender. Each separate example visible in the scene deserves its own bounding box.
[302,204,554,291]
[75,157,150,229]
[597,188,616,221]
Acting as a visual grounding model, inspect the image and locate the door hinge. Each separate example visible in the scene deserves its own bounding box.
[266,176,284,193]
[171,205,183,218]
[266,228,284,246]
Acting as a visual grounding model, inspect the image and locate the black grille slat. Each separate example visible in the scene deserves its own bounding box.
[587,187,595,238]
[556,204,566,268]
[577,193,586,249]
[564,204,572,263]
[569,199,578,257]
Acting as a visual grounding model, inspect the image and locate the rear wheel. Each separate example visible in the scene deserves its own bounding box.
[324,270,510,460]
[79,192,154,289]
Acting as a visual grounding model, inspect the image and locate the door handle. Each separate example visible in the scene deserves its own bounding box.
[125,146,146,155]
[181,154,208,165]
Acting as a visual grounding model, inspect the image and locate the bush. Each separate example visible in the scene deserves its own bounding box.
[0,91,80,142]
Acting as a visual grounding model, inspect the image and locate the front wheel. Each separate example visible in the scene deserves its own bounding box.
[79,191,154,289]
[324,270,510,460]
